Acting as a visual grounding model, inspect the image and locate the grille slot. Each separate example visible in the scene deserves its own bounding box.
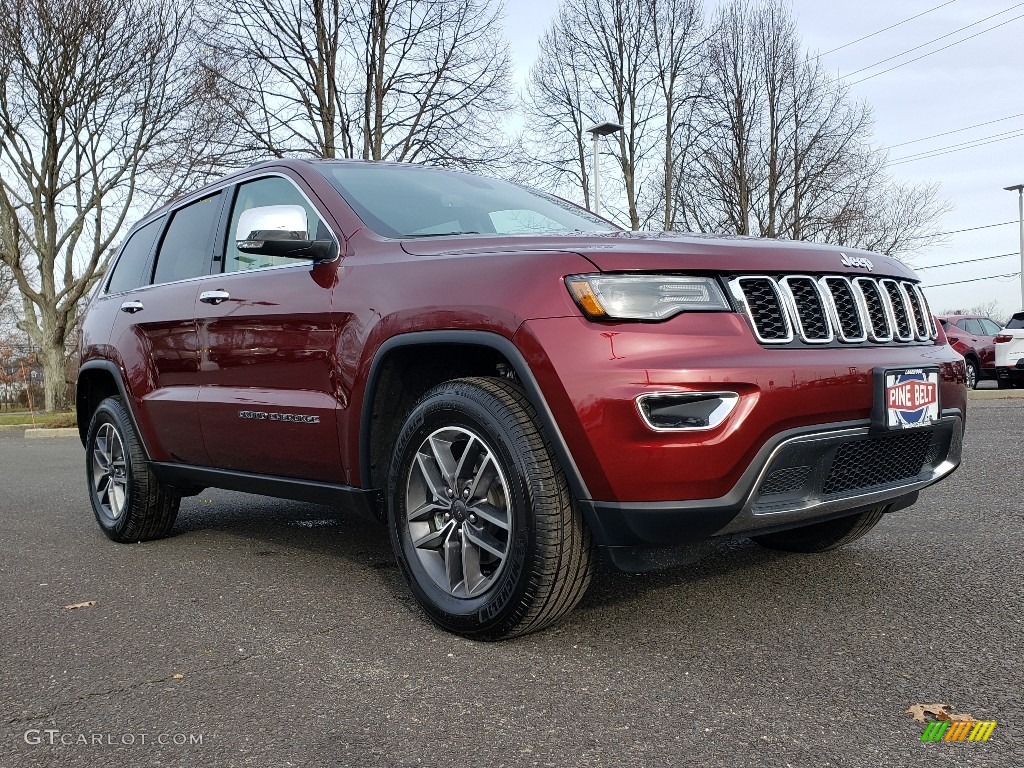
[853,278,892,341]
[781,277,832,342]
[822,277,865,341]
[734,277,791,342]
[881,279,914,341]
[732,274,935,347]
[822,431,933,495]
[904,283,932,340]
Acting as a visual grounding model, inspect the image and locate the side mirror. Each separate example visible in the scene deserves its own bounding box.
[235,205,334,262]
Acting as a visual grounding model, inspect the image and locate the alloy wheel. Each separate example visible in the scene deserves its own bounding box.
[92,422,129,520]
[404,426,512,598]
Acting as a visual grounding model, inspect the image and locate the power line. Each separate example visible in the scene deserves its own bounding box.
[929,274,1015,290]
[844,4,1023,79]
[903,220,1016,245]
[890,128,1024,164]
[848,9,1024,85]
[889,112,1024,149]
[915,252,1017,270]
[814,1,958,59]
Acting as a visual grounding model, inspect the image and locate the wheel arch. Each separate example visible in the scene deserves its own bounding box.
[358,331,590,507]
[76,360,148,458]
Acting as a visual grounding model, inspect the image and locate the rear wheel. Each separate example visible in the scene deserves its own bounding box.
[387,377,595,640]
[751,506,885,553]
[85,397,180,542]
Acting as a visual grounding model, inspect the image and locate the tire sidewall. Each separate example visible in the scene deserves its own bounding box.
[85,399,134,537]
[387,386,538,636]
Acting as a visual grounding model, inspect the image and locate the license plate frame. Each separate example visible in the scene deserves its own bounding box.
[872,367,941,431]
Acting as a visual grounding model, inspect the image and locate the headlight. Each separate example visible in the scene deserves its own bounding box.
[565,274,730,321]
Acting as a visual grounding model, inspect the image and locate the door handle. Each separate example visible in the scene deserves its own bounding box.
[119,301,144,314]
[199,290,231,305]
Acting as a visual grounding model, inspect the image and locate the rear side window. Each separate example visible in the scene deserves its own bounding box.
[153,193,223,285]
[106,219,162,294]
[963,318,985,335]
[979,318,1001,335]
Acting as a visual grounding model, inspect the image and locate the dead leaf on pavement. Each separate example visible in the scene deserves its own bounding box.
[63,600,96,610]
[905,703,975,723]
[172,673,184,680]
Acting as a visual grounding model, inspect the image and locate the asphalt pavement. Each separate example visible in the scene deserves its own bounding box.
[0,402,1021,767]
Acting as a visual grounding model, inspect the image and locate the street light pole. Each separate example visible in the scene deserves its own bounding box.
[586,121,623,216]
[1005,183,1024,309]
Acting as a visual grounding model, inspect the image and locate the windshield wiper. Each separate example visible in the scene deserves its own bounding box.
[400,231,481,238]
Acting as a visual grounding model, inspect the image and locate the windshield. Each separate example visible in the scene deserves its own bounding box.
[1006,313,1024,330]
[316,163,618,238]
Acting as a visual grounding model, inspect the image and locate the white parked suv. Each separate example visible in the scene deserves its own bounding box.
[994,311,1024,387]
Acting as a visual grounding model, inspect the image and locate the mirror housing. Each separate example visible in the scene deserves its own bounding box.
[235,205,335,262]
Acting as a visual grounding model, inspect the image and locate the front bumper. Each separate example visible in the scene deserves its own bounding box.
[514,315,967,570]
[578,413,962,570]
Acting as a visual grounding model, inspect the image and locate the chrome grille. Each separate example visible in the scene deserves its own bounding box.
[821,277,865,342]
[880,279,913,341]
[732,275,937,346]
[780,277,832,342]
[734,277,792,342]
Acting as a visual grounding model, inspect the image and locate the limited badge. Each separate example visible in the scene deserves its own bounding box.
[884,369,939,428]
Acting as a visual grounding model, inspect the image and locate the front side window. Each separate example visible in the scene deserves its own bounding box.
[106,218,162,294]
[224,176,330,272]
[317,163,617,238]
[152,193,222,285]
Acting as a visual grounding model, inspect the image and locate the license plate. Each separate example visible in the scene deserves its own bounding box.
[881,368,940,429]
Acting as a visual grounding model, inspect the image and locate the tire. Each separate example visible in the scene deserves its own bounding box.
[751,506,885,553]
[85,396,180,542]
[387,377,595,640]
[965,359,979,390]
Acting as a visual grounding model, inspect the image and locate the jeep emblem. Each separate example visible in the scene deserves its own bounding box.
[841,254,873,271]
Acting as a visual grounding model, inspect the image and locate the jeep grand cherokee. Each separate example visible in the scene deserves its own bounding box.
[77,160,967,639]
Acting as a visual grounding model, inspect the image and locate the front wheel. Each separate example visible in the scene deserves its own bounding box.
[965,360,979,390]
[387,377,594,640]
[85,397,180,542]
[751,506,885,553]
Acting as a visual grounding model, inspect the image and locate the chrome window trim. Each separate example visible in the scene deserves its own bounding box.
[141,171,342,291]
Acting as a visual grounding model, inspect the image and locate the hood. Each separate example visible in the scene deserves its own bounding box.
[400,231,917,280]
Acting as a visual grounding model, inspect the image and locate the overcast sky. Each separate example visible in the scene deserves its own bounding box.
[502,0,1024,318]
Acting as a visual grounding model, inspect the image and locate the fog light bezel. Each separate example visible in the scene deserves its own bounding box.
[635,391,740,432]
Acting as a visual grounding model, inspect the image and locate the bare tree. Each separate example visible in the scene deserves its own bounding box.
[523,16,596,208]
[677,0,945,256]
[0,0,233,411]
[207,0,513,170]
[524,0,707,230]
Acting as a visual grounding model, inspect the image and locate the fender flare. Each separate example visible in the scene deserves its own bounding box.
[358,330,591,501]
[77,360,150,459]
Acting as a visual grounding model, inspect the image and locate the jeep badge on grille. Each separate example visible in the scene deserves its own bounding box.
[840,254,874,271]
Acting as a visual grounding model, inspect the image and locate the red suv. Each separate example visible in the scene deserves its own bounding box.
[934,314,1002,389]
[77,160,967,639]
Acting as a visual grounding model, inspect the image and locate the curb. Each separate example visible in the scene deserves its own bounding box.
[968,390,1024,400]
[24,428,80,439]
[0,424,32,432]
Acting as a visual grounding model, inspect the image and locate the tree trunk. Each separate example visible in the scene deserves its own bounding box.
[40,341,67,412]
